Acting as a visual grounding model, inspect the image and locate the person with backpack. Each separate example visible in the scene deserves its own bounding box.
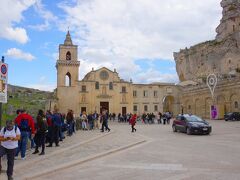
[14,109,35,160]
[0,120,21,180]
[32,110,48,155]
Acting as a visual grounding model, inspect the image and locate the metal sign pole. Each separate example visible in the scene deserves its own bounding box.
[0,56,8,128]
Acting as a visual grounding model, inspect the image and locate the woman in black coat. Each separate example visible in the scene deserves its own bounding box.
[33,109,47,155]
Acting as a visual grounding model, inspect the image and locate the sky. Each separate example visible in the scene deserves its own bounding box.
[0,0,222,91]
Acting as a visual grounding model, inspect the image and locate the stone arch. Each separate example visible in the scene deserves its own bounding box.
[230,94,239,112]
[205,97,213,119]
[65,72,71,86]
[217,95,226,113]
[66,51,71,60]
[163,95,174,113]
[184,99,192,114]
[194,98,201,116]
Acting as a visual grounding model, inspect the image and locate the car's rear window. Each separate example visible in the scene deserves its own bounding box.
[185,115,203,122]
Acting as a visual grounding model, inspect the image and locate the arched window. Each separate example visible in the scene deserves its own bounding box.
[66,51,71,60]
[234,101,238,109]
[95,82,99,89]
[109,82,113,90]
[65,72,71,86]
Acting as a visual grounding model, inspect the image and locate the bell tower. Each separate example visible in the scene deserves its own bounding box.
[56,31,80,88]
[56,31,80,114]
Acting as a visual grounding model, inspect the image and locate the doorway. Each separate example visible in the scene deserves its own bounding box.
[100,102,109,114]
[81,107,86,113]
[122,107,127,115]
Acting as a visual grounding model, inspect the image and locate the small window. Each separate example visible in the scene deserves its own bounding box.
[109,82,113,90]
[234,101,238,109]
[133,105,137,112]
[95,82,99,89]
[133,90,137,97]
[82,85,86,92]
[143,90,148,97]
[66,51,71,60]
[154,105,158,111]
[154,91,158,97]
[122,86,126,93]
[65,72,71,86]
[188,105,191,110]
[144,105,148,112]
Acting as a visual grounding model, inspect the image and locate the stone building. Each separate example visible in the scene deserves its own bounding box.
[56,32,180,116]
[56,0,240,119]
[174,0,240,119]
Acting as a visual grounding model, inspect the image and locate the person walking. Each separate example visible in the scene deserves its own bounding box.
[33,110,48,155]
[100,110,110,132]
[129,114,137,132]
[15,109,35,160]
[0,120,21,180]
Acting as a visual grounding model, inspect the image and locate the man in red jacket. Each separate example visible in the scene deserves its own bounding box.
[15,110,35,159]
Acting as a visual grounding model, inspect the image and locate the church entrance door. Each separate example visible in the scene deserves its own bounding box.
[100,102,109,114]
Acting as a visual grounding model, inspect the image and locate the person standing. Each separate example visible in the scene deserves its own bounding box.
[0,120,21,180]
[66,110,74,136]
[81,112,88,130]
[129,114,137,132]
[33,110,48,155]
[15,109,35,160]
[88,113,94,130]
[45,110,52,144]
[47,108,61,147]
[93,111,99,129]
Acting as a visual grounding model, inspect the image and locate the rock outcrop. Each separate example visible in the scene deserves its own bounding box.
[174,0,240,82]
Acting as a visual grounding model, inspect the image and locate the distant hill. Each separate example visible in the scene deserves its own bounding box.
[1,84,54,126]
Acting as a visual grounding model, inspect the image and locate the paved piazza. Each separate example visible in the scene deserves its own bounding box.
[1,120,240,180]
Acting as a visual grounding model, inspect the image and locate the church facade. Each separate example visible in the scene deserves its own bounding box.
[56,32,181,116]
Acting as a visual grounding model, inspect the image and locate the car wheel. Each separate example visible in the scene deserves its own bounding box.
[186,127,191,135]
[172,125,177,132]
[233,118,236,121]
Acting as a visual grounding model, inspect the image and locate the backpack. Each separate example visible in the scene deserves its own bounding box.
[19,119,30,131]
[3,126,18,134]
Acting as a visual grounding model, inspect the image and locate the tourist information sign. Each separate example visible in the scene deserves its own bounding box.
[207,73,217,101]
[0,61,8,103]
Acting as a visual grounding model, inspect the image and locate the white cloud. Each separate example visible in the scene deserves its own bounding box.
[5,48,35,61]
[0,0,36,43]
[59,0,222,83]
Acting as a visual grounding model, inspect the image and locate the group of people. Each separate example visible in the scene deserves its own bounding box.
[115,112,173,125]
[0,107,76,180]
[79,110,111,132]
[0,108,171,179]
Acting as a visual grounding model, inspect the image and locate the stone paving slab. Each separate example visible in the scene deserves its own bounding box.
[2,120,240,180]
[24,120,240,180]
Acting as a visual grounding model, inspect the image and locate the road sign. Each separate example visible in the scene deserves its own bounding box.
[0,62,8,103]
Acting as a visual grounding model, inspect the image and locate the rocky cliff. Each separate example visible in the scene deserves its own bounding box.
[174,0,240,82]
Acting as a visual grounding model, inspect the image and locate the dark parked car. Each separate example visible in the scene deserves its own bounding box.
[172,114,211,135]
[224,112,240,121]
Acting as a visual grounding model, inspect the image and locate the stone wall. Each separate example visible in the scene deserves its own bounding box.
[174,0,240,82]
